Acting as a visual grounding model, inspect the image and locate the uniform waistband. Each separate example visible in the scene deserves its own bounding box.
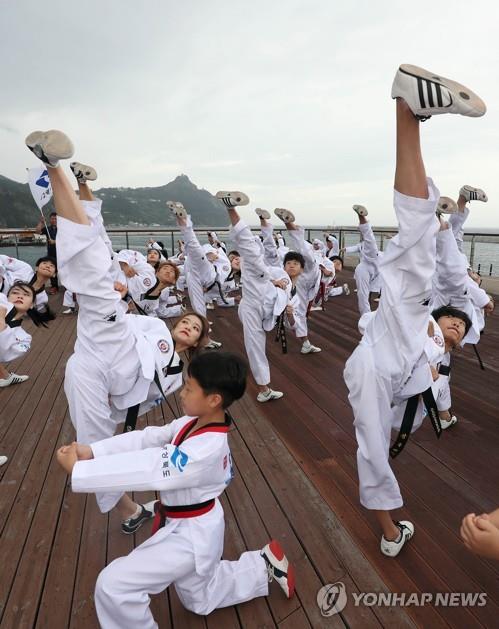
[151,499,216,535]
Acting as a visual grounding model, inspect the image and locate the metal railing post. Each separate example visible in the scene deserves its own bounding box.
[469,235,475,268]
[125,231,129,249]
[14,233,19,259]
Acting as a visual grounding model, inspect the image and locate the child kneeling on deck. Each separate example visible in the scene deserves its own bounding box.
[56,351,294,628]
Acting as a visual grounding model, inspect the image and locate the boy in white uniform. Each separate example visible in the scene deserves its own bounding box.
[217,194,301,402]
[272,209,323,354]
[56,351,294,628]
[25,131,210,533]
[344,63,485,557]
[342,206,381,316]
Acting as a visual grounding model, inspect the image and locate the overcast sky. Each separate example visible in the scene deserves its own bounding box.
[2,0,499,227]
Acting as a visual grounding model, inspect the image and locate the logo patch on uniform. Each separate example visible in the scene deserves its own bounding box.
[171,447,189,472]
[143,277,152,287]
[157,339,170,353]
[433,335,444,347]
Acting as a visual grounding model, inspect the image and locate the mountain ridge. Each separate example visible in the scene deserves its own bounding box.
[0,173,227,227]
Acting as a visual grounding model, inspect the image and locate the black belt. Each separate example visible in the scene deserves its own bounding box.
[390,387,441,458]
[123,362,183,433]
[438,364,451,376]
[152,499,215,534]
[275,312,288,354]
[205,279,229,305]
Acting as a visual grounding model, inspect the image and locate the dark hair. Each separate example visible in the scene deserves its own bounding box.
[35,255,57,270]
[431,305,472,336]
[157,261,180,282]
[7,281,55,327]
[187,351,247,408]
[227,250,240,257]
[283,251,305,269]
[330,255,344,266]
[49,212,57,218]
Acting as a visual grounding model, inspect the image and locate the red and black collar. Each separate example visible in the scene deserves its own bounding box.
[173,413,232,446]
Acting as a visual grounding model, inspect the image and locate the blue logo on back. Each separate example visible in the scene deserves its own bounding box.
[171,447,189,472]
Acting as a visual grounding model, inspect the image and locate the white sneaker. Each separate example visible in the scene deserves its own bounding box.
[391,64,486,120]
[25,129,74,167]
[62,308,75,314]
[206,302,215,310]
[353,204,368,217]
[70,161,97,183]
[261,540,295,599]
[437,196,458,215]
[0,372,29,387]
[380,521,415,557]
[301,341,321,354]
[215,191,249,207]
[459,185,488,203]
[343,283,350,296]
[257,388,284,403]
[0,455,7,467]
[274,208,295,224]
[166,201,187,219]
[440,415,457,430]
[310,305,323,312]
[205,339,222,349]
[255,208,271,220]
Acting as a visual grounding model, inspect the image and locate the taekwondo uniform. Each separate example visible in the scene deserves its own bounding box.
[180,218,217,318]
[0,293,32,362]
[345,223,381,316]
[325,235,340,258]
[344,179,445,511]
[58,199,184,513]
[430,224,491,415]
[285,227,321,338]
[156,287,185,319]
[71,417,270,628]
[116,249,157,310]
[201,244,237,308]
[0,255,33,295]
[230,220,300,386]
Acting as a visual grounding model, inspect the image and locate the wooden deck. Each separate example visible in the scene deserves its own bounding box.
[1,273,498,629]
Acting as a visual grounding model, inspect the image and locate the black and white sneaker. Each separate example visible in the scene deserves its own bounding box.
[25,130,74,167]
[0,372,29,388]
[353,204,368,217]
[391,64,486,120]
[166,201,187,219]
[440,415,458,430]
[274,208,295,224]
[459,185,488,203]
[261,540,295,598]
[255,208,271,220]
[215,191,249,207]
[0,455,7,467]
[70,161,97,183]
[121,501,156,534]
[436,196,458,215]
[380,520,415,557]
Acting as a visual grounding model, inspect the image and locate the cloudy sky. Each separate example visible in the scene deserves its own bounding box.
[2,0,499,227]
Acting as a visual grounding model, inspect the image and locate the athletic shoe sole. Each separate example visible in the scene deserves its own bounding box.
[166,201,187,219]
[70,161,97,181]
[255,208,271,220]
[25,130,74,165]
[274,208,295,223]
[216,191,249,207]
[353,204,368,217]
[437,196,458,214]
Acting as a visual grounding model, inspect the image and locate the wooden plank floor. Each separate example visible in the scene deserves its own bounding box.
[1,274,498,629]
